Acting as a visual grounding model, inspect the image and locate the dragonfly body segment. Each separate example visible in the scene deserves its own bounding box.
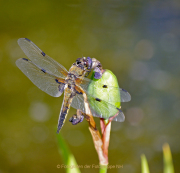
[56,59,92,132]
[16,38,131,133]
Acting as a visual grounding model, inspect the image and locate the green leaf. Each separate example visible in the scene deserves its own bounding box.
[141,154,150,173]
[57,134,81,173]
[163,143,174,173]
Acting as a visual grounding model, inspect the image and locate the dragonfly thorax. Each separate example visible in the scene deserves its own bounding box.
[66,73,77,80]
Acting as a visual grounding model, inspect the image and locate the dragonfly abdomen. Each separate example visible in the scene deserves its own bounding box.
[57,106,70,133]
[57,88,75,133]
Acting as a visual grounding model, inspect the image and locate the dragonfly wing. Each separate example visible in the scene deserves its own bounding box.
[119,88,131,102]
[87,94,125,122]
[80,78,131,102]
[110,109,125,122]
[71,93,85,113]
[71,92,125,122]
[18,38,68,78]
[16,58,65,97]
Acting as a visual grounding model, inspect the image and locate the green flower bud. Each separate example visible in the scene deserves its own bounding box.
[87,69,120,119]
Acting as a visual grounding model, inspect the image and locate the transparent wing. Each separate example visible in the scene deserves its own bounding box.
[88,94,125,122]
[71,93,85,112]
[80,78,131,102]
[16,58,65,97]
[71,92,125,122]
[18,38,68,78]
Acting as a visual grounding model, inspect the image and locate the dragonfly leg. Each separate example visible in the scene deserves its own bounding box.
[69,109,84,125]
[76,109,92,121]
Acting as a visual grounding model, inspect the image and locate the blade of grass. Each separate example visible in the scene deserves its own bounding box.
[57,134,81,173]
[141,154,150,173]
[99,165,108,173]
[163,143,174,173]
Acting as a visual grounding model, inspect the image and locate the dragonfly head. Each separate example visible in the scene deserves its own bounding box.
[75,57,92,70]
[75,57,103,79]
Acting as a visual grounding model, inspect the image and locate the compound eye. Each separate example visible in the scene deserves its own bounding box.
[76,60,81,65]
[76,58,81,64]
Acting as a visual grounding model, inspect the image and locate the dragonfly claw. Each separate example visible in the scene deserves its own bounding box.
[69,114,84,125]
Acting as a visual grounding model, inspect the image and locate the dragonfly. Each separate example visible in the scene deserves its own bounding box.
[16,38,131,133]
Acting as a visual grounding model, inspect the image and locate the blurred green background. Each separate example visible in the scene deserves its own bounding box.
[0,0,180,173]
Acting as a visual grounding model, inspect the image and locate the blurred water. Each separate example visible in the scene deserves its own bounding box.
[0,0,180,173]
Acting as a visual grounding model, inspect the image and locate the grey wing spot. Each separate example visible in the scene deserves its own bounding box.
[55,79,61,84]
[18,38,68,79]
[95,98,101,102]
[41,51,46,56]
[22,58,29,61]
[41,68,46,73]
[16,58,64,97]
[25,38,31,42]
[103,85,108,88]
